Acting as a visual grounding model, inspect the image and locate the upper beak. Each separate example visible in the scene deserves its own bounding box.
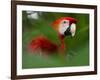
[70,23,76,37]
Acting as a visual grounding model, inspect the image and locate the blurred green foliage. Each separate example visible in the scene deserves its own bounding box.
[22,11,89,69]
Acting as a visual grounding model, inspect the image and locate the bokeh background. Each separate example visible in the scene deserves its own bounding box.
[22,11,89,69]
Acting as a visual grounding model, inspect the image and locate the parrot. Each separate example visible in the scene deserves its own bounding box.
[28,17,77,56]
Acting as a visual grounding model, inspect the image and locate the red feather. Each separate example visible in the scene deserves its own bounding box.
[52,17,77,27]
[28,36,58,54]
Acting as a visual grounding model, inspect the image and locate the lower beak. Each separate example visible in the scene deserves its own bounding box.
[64,29,71,36]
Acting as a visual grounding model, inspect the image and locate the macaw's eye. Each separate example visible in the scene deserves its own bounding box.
[63,21,69,24]
[63,21,67,24]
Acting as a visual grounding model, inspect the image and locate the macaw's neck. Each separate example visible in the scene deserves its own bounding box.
[58,34,65,51]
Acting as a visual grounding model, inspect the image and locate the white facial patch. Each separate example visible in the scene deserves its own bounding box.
[59,20,69,35]
[70,23,76,37]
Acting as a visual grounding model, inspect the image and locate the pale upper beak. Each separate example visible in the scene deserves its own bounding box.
[70,23,76,37]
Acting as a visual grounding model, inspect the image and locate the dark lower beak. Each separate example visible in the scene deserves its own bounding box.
[64,29,71,36]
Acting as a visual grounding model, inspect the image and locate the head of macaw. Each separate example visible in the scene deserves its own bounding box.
[52,17,77,37]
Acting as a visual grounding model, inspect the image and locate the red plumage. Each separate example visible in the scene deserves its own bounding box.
[52,17,77,27]
[28,36,58,54]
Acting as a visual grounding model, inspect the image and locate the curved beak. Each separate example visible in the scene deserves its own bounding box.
[70,23,76,37]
